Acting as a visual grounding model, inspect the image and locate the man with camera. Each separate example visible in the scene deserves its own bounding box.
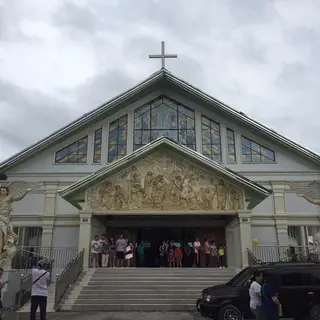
[30,260,50,320]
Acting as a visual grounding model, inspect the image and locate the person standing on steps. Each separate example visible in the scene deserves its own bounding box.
[116,234,126,267]
[193,238,201,267]
[30,260,50,320]
[204,238,211,267]
[109,237,116,267]
[100,234,110,267]
[90,235,101,268]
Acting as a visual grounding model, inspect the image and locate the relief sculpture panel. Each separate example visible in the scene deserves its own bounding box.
[87,151,244,211]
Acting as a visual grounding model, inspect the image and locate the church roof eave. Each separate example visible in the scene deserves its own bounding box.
[1,68,319,173]
[59,136,272,209]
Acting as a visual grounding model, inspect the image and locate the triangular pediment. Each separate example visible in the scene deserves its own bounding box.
[59,137,271,212]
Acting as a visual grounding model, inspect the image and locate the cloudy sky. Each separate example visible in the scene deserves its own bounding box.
[0,0,319,161]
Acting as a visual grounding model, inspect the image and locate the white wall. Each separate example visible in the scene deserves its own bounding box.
[285,193,319,213]
[55,194,79,214]
[251,196,273,214]
[51,226,79,280]
[11,193,45,214]
[251,226,277,246]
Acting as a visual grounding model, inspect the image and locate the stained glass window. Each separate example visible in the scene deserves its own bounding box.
[55,136,88,163]
[93,128,102,163]
[133,96,195,150]
[108,115,128,163]
[227,128,236,162]
[241,136,275,163]
[201,116,222,162]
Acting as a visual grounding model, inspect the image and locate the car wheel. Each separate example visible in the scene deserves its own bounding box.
[218,304,242,320]
[310,305,320,320]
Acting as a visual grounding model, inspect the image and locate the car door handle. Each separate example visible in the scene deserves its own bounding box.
[308,292,314,295]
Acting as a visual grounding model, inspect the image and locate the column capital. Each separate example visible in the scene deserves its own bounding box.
[238,210,252,222]
[80,210,92,223]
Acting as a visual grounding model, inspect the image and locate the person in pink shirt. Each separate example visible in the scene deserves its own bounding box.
[193,238,201,267]
[204,238,211,267]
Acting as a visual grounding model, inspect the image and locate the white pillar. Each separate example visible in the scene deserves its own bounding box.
[79,211,92,270]
[238,210,252,267]
[276,220,289,247]
[41,183,58,249]
[300,226,307,249]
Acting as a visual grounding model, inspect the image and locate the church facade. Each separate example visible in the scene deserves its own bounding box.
[1,68,320,268]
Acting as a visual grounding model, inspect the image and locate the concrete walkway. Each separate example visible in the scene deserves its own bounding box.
[5,311,202,320]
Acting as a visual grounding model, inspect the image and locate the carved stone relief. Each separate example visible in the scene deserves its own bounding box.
[87,151,245,211]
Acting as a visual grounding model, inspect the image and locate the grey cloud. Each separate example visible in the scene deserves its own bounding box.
[70,69,135,109]
[53,1,98,34]
[0,79,76,154]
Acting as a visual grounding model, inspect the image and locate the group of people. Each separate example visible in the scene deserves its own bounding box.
[90,234,226,268]
[249,271,282,320]
[158,238,226,268]
[90,234,134,268]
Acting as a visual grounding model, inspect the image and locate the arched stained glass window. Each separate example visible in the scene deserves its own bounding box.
[241,136,275,163]
[108,115,128,163]
[55,136,88,163]
[201,116,222,162]
[133,96,195,150]
[93,128,102,163]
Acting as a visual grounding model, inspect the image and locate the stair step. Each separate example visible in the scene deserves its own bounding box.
[58,267,236,312]
[61,304,197,312]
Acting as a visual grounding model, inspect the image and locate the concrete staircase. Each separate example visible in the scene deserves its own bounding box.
[59,268,237,311]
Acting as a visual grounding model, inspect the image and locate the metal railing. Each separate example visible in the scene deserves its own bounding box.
[250,246,319,264]
[54,249,84,310]
[247,248,263,266]
[14,246,78,269]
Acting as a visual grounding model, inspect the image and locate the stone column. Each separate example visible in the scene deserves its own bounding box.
[272,183,289,247]
[41,182,58,249]
[300,226,307,249]
[238,210,252,267]
[79,211,92,270]
[276,219,289,248]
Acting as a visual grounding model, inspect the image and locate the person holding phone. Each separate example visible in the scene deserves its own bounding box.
[30,260,50,320]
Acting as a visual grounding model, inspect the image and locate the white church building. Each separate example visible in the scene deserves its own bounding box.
[1,66,320,269]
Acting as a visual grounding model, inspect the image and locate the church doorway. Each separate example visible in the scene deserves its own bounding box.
[102,214,228,267]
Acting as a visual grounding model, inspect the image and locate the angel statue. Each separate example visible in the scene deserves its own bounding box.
[0,180,40,257]
[288,181,320,205]
[0,225,19,269]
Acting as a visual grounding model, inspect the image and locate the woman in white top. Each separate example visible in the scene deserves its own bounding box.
[124,238,133,267]
[249,270,263,319]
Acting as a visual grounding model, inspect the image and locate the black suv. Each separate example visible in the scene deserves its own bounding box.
[197,263,320,320]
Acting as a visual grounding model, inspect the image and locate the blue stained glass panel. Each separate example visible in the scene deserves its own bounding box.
[201,116,222,162]
[241,136,275,163]
[133,96,195,150]
[55,136,88,163]
[108,115,128,163]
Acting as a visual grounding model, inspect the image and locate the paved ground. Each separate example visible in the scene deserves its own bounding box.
[5,311,294,320]
[6,311,203,320]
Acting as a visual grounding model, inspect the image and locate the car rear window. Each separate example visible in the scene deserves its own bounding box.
[227,267,256,286]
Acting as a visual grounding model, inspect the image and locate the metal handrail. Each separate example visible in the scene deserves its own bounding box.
[54,249,84,310]
[247,248,263,266]
[251,245,319,264]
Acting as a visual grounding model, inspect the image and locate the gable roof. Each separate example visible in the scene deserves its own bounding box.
[1,68,320,172]
[59,136,272,210]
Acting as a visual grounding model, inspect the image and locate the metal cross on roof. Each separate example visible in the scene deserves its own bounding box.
[149,41,178,69]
